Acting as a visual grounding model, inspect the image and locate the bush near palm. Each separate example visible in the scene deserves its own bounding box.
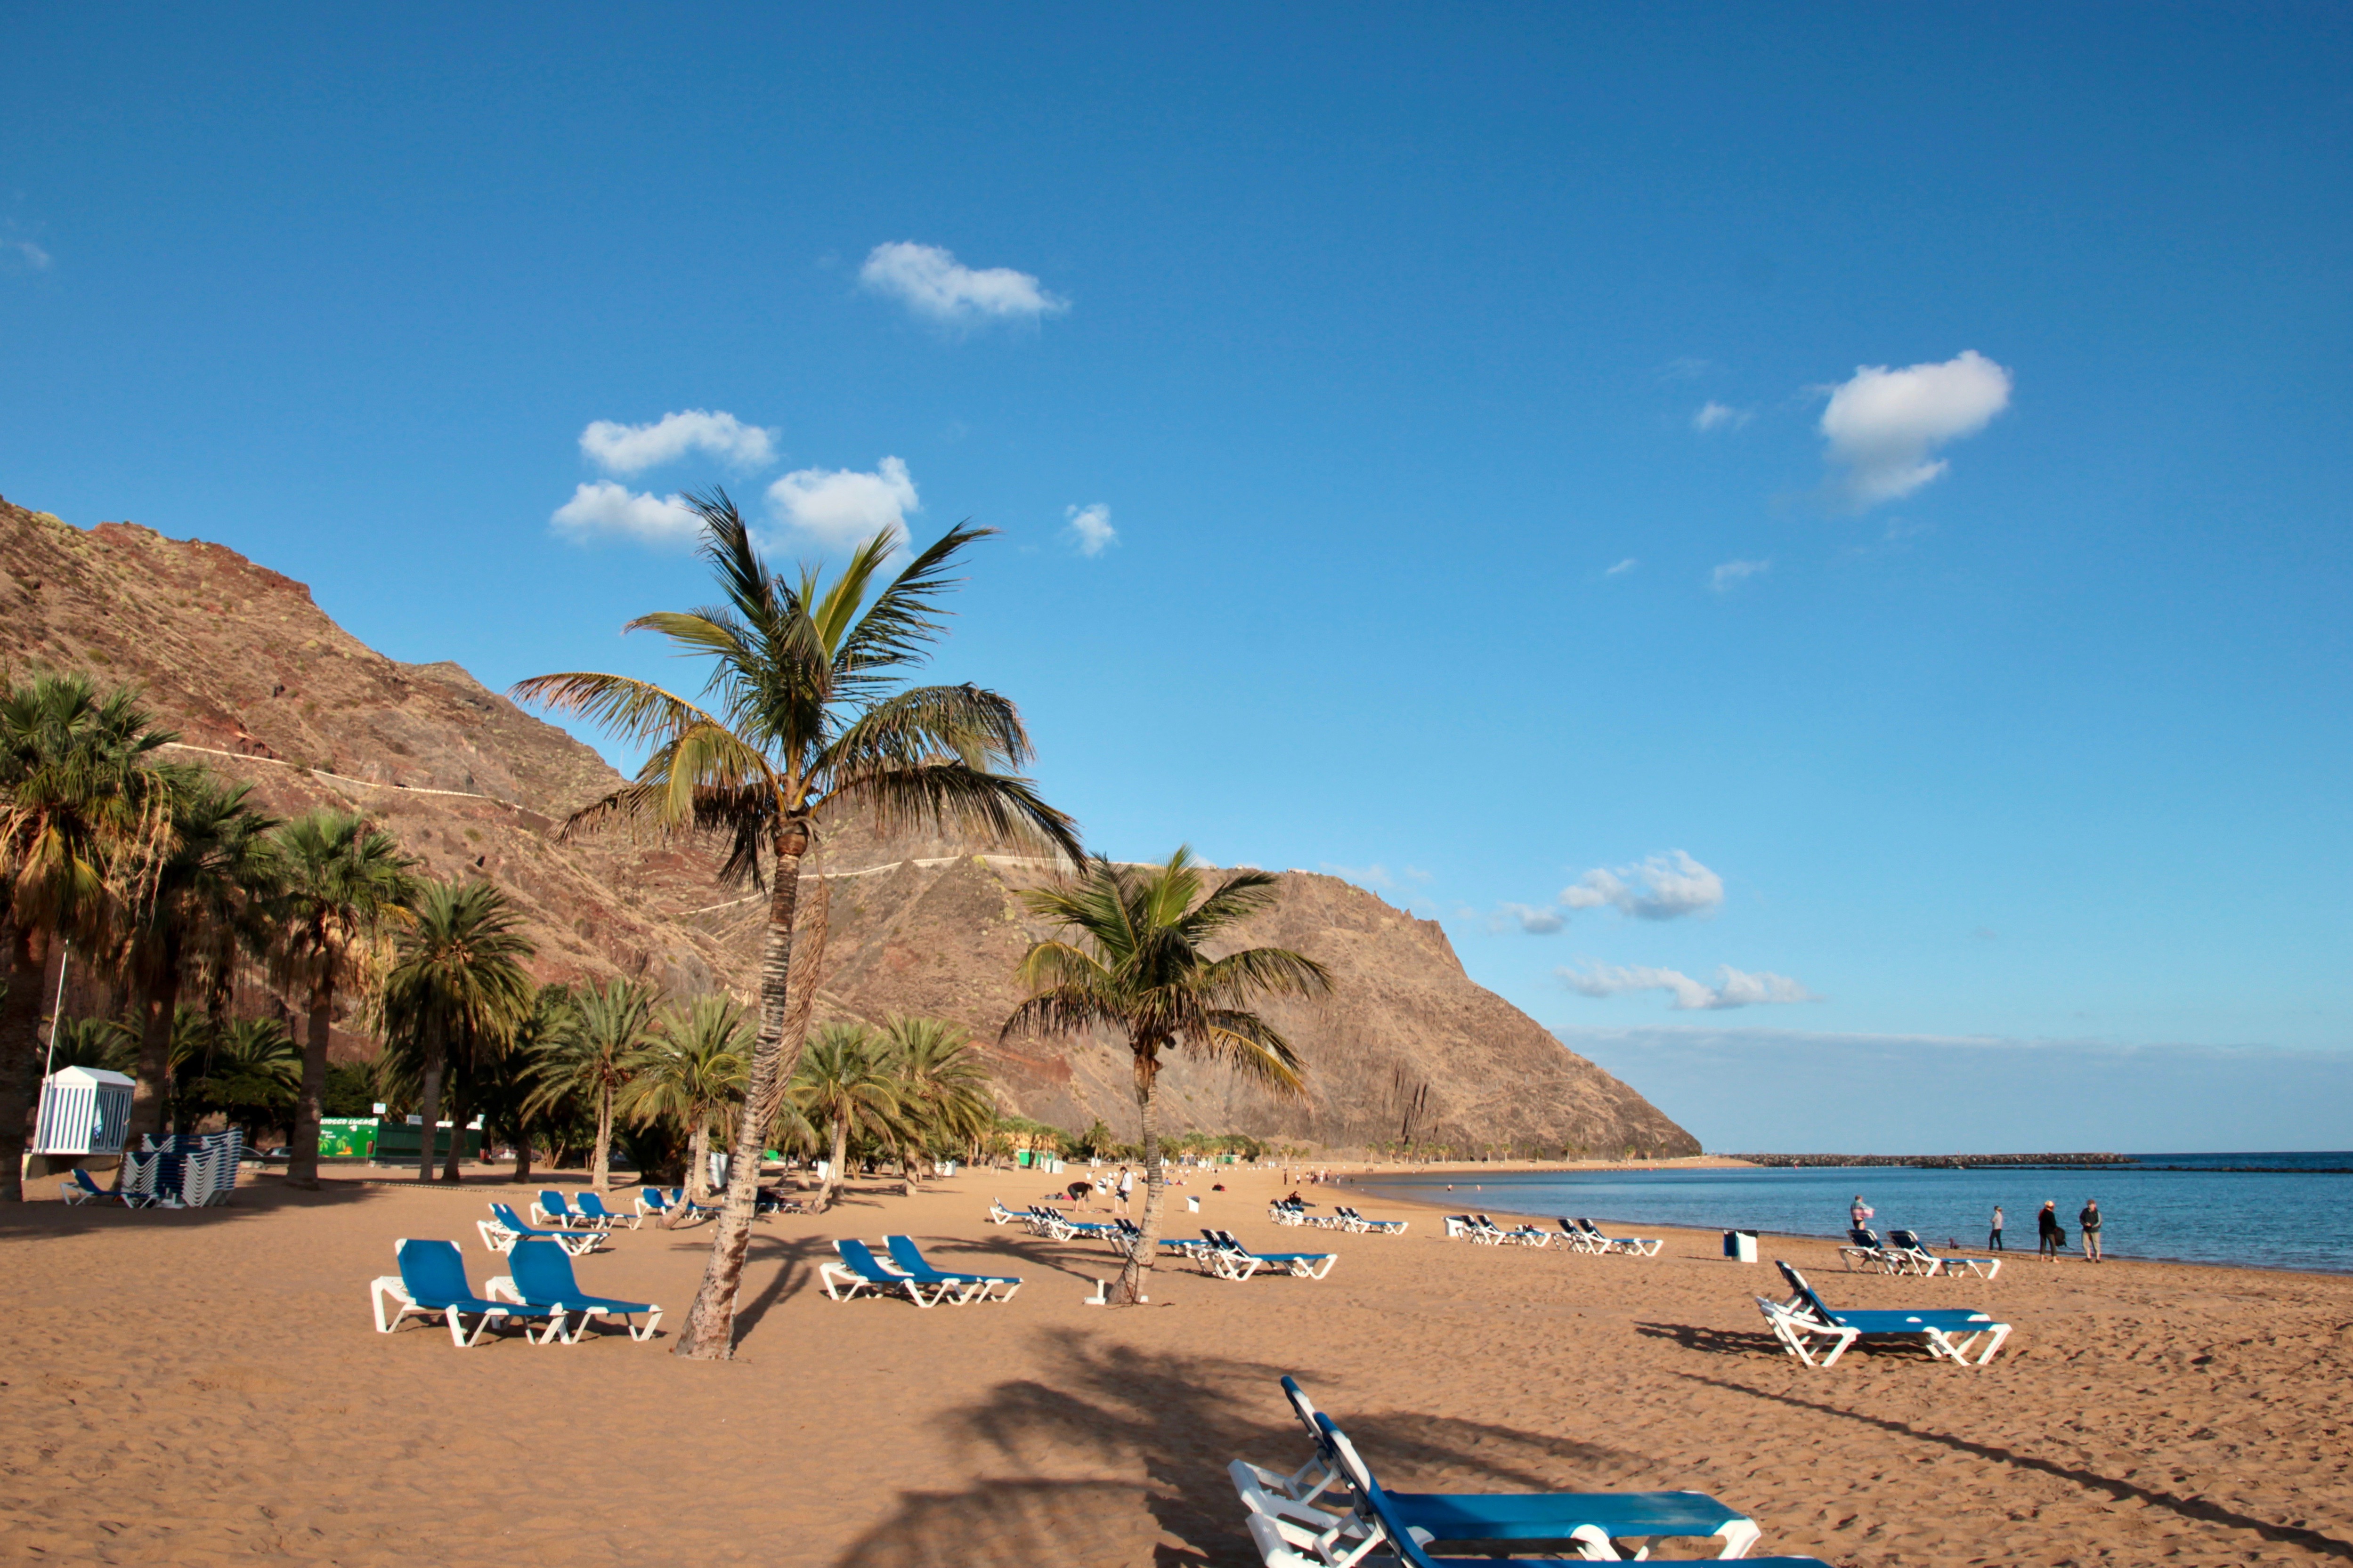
[513,490,1081,1358]
[376,877,535,1181]
[272,808,419,1188]
[0,672,181,1201]
[619,994,751,1210]
[1005,849,1330,1305]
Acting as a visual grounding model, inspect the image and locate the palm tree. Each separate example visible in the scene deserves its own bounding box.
[376,878,534,1182]
[0,671,181,1202]
[181,1016,301,1146]
[125,778,282,1143]
[273,809,419,1189]
[619,995,751,1210]
[881,1015,995,1178]
[788,1021,908,1212]
[523,977,656,1192]
[48,1013,138,1073]
[477,982,573,1184]
[1004,849,1331,1305]
[512,489,1082,1358]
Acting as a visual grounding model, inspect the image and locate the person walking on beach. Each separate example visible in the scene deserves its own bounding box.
[1850,1195,1874,1232]
[1988,1205,2005,1251]
[2079,1198,2103,1262]
[2037,1200,2064,1258]
[1117,1165,1135,1213]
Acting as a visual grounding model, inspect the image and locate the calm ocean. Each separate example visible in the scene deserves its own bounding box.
[1352,1153,2353,1274]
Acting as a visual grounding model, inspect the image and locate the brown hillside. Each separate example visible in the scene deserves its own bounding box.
[1,496,1697,1154]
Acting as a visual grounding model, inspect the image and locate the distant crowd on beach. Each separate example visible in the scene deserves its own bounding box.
[1852,1193,2107,1261]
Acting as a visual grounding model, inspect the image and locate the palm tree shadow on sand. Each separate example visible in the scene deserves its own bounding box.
[830,1329,1656,1568]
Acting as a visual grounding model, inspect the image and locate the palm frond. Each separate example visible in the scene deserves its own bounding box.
[833,523,996,683]
[506,672,714,751]
[824,760,1082,866]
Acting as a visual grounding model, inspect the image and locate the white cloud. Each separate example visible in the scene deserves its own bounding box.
[859,241,1069,325]
[1819,349,2012,508]
[1493,902,1565,935]
[1559,960,1819,1010]
[1606,558,1639,577]
[1709,558,1770,592]
[3,240,51,270]
[1320,862,1394,890]
[1064,503,1116,556]
[1693,401,1751,432]
[765,456,919,549]
[550,481,701,547]
[579,410,777,475]
[1561,850,1724,921]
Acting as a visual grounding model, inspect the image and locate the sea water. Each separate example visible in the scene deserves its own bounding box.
[1352,1153,2353,1274]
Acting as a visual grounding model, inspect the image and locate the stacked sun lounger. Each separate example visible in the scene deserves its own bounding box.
[1190,1229,1337,1281]
[819,1237,1023,1307]
[1229,1375,1834,1566]
[116,1130,243,1208]
[1756,1260,2013,1366]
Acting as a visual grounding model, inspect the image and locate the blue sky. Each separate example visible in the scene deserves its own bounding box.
[6,6,2349,1149]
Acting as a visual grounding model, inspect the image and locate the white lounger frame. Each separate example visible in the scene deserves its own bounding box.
[369,1276,564,1348]
[1756,1295,2012,1367]
[485,1276,662,1342]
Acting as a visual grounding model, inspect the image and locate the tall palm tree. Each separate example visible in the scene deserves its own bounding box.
[376,878,534,1182]
[273,809,419,1189]
[125,778,282,1143]
[881,1015,996,1179]
[181,1015,301,1147]
[523,977,656,1191]
[788,1021,907,1212]
[1004,849,1331,1305]
[512,490,1082,1358]
[482,981,574,1183]
[619,995,751,1210]
[0,671,181,1202]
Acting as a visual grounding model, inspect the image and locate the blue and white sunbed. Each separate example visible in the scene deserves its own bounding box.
[1759,1261,2012,1366]
[818,1239,961,1307]
[1839,1227,1901,1272]
[530,1190,598,1229]
[1197,1229,1337,1281]
[884,1235,1023,1302]
[1333,1206,1405,1235]
[59,1168,126,1206]
[369,1238,564,1348]
[487,1237,661,1342]
[573,1192,638,1230]
[1886,1229,2001,1280]
[1232,1378,1787,1561]
[1248,1408,1831,1568]
[479,1202,603,1257]
[1573,1217,1663,1256]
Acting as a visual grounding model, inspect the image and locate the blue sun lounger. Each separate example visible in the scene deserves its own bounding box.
[1886,1228,2001,1280]
[1230,1377,1771,1560]
[60,1168,129,1206]
[573,1192,638,1229]
[479,1202,602,1256]
[1759,1260,2012,1366]
[369,1238,564,1347]
[486,1237,662,1343]
[884,1235,1023,1302]
[1283,1411,1833,1568]
[530,1190,599,1229]
[1199,1229,1338,1281]
[820,1238,959,1307]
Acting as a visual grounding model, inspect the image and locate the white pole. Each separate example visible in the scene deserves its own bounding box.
[40,941,68,1081]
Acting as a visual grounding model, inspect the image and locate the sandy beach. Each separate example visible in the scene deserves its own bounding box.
[6,1164,2351,1567]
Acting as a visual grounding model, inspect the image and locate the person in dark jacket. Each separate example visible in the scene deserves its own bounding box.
[2079,1198,2104,1262]
[1988,1205,2005,1251]
[2037,1200,2064,1259]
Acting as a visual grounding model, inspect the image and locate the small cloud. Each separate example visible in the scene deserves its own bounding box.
[1820,349,2012,509]
[1693,401,1751,432]
[1657,356,1714,383]
[1558,960,1819,1011]
[1404,866,1433,883]
[1972,926,2000,942]
[1709,558,1770,592]
[1492,902,1565,935]
[3,239,51,270]
[550,481,701,547]
[859,241,1069,326]
[1561,850,1725,921]
[579,410,776,475]
[1321,862,1394,890]
[765,457,919,550]
[1605,558,1639,577]
[1064,503,1116,557]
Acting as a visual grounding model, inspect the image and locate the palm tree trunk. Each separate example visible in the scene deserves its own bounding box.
[0,922,50,1203]
[286,971,334,1191]
[686,1121,712,1204]
[441,1089,467,1181]
[674,829,810,1360]
[1116,1046,1164,1305]
[415,1016,444,1183]
[510,1130,533,1183]
[819,1114,848,1212]
[127,952,182,1144]
[592,1082,613,1192]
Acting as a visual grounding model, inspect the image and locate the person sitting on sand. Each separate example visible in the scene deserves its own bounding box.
[2079,1198,2104,1262]
[2038,1200,2064,1258]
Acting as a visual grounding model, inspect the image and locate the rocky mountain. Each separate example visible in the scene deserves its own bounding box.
[0,496,1698,1156]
